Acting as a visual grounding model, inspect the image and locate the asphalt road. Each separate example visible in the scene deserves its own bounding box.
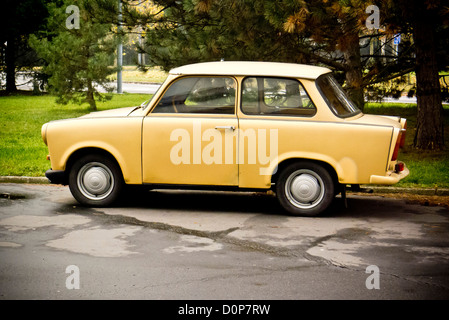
[1,183,449,301]
[15,73,161,95]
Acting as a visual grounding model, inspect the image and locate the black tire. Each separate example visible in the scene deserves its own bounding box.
[276,161,335,216]
[68,154,124,207]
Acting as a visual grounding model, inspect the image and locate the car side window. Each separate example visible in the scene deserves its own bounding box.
[152,77,236,114]
[241,77,316,116]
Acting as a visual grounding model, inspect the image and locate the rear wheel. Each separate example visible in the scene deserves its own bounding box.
[69,154,123,206]
[276,161,335,216]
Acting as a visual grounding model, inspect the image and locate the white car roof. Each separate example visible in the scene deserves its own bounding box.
[169,61,332,80]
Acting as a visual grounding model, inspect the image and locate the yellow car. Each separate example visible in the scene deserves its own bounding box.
[41,61,408,216]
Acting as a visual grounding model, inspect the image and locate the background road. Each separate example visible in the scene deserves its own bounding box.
[14,73,161,95]
[1,183,449,300]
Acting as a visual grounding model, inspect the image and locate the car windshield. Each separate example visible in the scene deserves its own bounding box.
[316,74,361,118]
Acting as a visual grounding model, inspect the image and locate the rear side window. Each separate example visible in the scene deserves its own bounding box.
[316,74,361,118]
[241,77,316,117]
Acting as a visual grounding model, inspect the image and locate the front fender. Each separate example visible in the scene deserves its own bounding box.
[46,117,143,184]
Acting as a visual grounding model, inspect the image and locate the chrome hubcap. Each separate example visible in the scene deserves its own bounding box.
[285,169,325,209]
[77,162,114,200]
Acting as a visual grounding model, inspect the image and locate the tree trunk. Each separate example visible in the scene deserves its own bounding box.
[343,30,364,110]
[5,35,17,93]
[86,80,97,111]
[412,3,444,150]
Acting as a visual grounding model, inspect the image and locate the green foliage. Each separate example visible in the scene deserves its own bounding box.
[135,0,416,110]
[130,1,447,92]
[29,0,120,110]
[139,0,313,71]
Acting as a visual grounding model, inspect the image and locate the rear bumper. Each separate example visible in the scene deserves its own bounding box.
[45,169,68,185]
[369,163,410,185]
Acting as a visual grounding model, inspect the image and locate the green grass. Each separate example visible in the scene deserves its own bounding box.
[0,95,448,189]
[0,92,150,177]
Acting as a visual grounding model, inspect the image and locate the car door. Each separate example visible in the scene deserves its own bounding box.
[237,76,317,188]
[142,76,239,186]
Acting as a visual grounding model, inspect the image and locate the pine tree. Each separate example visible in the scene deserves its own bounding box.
[30,0,120,111]
[135,0,414,109]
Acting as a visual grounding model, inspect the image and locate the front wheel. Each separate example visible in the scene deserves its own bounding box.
[69,154,123,207]
[276,162,335,216]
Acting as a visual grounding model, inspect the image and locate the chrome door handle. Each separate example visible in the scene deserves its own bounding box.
[215,126,235,131]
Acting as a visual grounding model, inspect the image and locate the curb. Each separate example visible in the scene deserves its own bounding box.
[0,176,49,184]
[356,185,449,196]
[0,176,448,196]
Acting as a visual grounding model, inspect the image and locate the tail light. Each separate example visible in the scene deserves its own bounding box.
[391,132,401,161]
[391,120,407,162]
[395,162,405,172]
